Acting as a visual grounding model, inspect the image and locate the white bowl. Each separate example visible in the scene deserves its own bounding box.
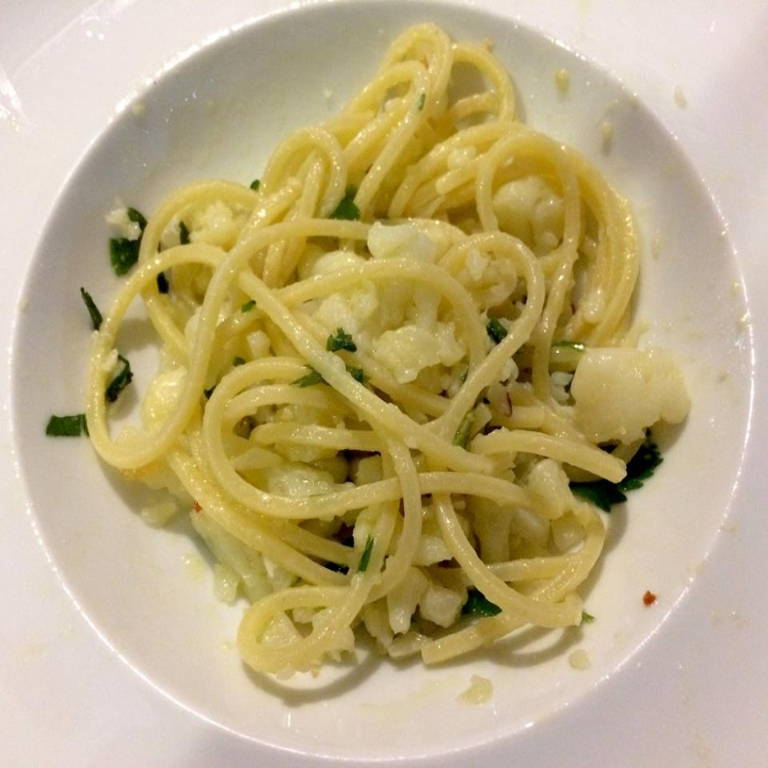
[10,0,752,762]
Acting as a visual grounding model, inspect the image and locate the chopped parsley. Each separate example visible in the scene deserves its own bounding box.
[619,441,663,491]
[417,92,426,110]
[570,480,626,512]
[127,207,147,229]
[486,317,508,344]
[453,410,474,448]
[326,327,357,352]
[105,354,133,402]
[241,299,256,313]
[462,588,501,617]
[232,356,246,367]
[156,271,170,293]
[249,179,261,191]
[357,536,374,572]
[581,610,595,624]
[79,287,102,331]
[109,238,139,276]
[293,367,326,387]
[46,413,88,437]
[179,220,190,245]
[109,207,147,276]
[347,366,366,384]
[330,187,360,221]
[571,440,663,512]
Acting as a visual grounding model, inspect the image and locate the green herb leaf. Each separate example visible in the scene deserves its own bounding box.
[330,187,360,221]
[619,441,663,491]
[105,354,133,403]
[126,207,147,229]
[79,287,102,331]
[109,238,140,276]
[453,410,474,448]
[249,179,261,191]
[570,439,663,512]
[326,327,357,352]
[232,356,246,367]
[486,317,508,344]
[581,610,595,624]
[417,92,426,110]
[462,588,501,617]
[358,536,374,572]
[347,366,366,384]
[571,480,627,512]
[179,220,190,245]
[109,208,147,276]
[156,271,170,293]
[293,367,325,387]
[46,413,88,437]
[241,299,256,313]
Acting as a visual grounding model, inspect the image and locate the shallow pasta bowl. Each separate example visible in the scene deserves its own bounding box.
[9,0,753,762]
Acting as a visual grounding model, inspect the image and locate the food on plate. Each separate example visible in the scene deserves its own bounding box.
[74,24,689,677]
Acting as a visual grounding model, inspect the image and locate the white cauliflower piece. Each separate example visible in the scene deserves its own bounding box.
[368,221,437,263]
[105,206,142,240]
[311,251,379,337]
[493,176,564,252]
[550,371,573,404]
[265,464,337,498]
[141,367,186,427]
[314,283,379,337]
[459,247,517,309]
[246,330,271,359]
[190,201,243,249]
[371,323,464,384]
[387,567,429,634]
[526,458,571,520]
[419,582,463,627]
[571,347,690,443]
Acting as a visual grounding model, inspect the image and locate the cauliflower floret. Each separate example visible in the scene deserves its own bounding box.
[493,176,564,252]
[367,221,436,263]
[418,582,463,627]
[571,347,690,443]
[105,206,142,240]
[314,282,379,337]
[459,247,518,309]
[265,464,337,498]
[526,458,571,520]
[310,249,379,337]
[246,330,271,359]
[371,323,465,384]
[141,367,187,427]
[190,201,244,249]
[387,567,429,634]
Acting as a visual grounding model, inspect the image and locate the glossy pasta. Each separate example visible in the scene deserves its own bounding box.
[86,24,689,676]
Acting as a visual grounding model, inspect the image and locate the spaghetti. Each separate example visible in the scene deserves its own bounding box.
[85,24,689,676]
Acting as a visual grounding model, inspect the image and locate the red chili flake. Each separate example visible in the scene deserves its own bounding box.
[193,501,202,513]
[643,590,657,606]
